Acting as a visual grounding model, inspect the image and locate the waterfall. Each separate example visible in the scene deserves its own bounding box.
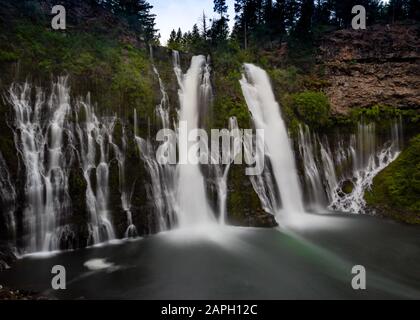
[135,53,218,229]
[240,64,305,219]
[319,141,338,204]
[75,98,115,245]
[298,125,327,208]
[111,125,137,238]
[0,151,16,243]
[175,55,216,227]
[297,119,403,214]
[8,78,73,252]
[329,120,402,213]
[214,117,242,225]
[133,48,179,231]
[135,133,174,231]
[173,50,183,89]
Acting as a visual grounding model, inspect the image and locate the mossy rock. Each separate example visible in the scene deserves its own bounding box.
[366,134,420,225]
[342,180,355,195]
[226,164,277,228]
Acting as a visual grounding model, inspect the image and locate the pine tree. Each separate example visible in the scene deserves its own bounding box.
[211,0,230,45]
[112,0,157,41]
[407,0,420,20]
[233,0,265,48]
[200,11,210,39]
[176,28,184,49]
[387,0,408,22]
[314,0,332,26]
[214,0,228,17]
[190,24,203,51]
[271,0,287,40]
[167,29,178,49]
[295,0,315,36]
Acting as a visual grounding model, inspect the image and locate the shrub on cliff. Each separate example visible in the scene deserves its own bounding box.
[290,91,330,129]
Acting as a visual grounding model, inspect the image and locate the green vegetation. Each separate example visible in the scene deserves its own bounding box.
[211,45,255,129]
[366,135,420,224]
[0,16,160,136]
[289,91,330,130]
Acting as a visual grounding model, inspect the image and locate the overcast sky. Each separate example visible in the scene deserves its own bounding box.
[149,0,236,45]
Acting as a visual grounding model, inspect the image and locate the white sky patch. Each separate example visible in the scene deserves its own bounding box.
[150,0,235,45]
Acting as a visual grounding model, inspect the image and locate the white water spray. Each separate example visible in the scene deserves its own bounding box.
[176,55,216,227]
[75,98,115,245]
[9,78,73,252]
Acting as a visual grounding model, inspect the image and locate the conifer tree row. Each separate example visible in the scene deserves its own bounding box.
[167,0,419,52]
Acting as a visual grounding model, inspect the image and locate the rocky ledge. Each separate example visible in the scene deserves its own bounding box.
[319,23,420,114]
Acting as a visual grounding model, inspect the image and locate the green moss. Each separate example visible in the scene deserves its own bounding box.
[342,180,354,195]
[212,66,251,129]
[268,67,300,94]
[366,135,420,224]
[0,18,158,121]
[111,48,155,116]
[351,104,402,122]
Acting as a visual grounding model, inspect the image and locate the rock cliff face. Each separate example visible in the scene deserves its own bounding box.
[319,23,420,114]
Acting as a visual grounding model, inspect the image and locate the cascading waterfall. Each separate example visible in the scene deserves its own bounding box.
[298,125,327,208]
[319,141,339,204]
[176,55,216,227]
[240,64,305,218]
[215,117,242,225]
[111,125,137,238]
[8,78,73,252]
[173,50,183,89]
[133,48,179,231]
[75,98,115,245]
[329,120,402,213]
[298,119,403,214]
[135,132,174,231]
[6,79,127,253]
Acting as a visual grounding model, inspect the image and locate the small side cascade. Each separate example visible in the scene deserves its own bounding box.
[111,125,137,238]
[214,117,242,225]
[298,125,327,208]
[75,97,116,245]
[297,119,404,214]
[9,78,74,252]
[329,120,402,213]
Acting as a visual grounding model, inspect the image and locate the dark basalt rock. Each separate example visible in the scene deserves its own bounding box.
[0,244,16,271]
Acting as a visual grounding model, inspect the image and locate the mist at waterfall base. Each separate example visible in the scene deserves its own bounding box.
[1,54,419,299]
